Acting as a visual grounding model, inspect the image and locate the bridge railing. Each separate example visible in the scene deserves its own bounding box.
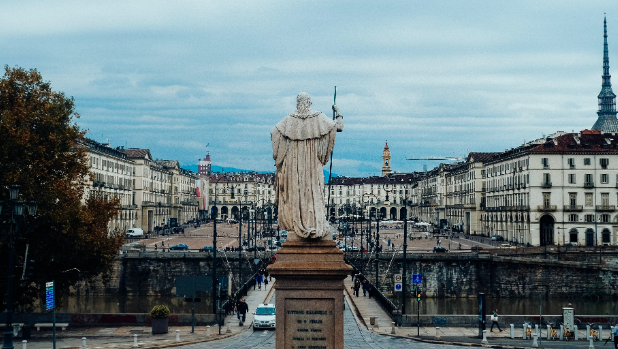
[345,261,398,323]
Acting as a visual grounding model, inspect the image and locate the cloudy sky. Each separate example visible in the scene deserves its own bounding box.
[2,1,616,176]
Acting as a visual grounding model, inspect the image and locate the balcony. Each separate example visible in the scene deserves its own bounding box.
[541,182,552,188]
[563,205,583,212]
[142,201,155,206]
[596,205,616,212]
[584,182,594,188]
[537,205,557,211]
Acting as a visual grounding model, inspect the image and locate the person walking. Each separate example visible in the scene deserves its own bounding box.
[611,322,618,349]
[237,298,249,325]
[366,281,374,299]
[353,279,360,297]
[362,280,368,297]
[490,308,502,332]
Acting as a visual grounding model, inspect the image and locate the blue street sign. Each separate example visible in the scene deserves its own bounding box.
[395,283,402,291]
[45,281,54,310]
[412,274,422,285]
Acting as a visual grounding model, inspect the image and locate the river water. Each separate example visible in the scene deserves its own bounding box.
[34,295,616,315]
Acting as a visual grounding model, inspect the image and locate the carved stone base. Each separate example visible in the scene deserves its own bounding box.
[266,239,353,349]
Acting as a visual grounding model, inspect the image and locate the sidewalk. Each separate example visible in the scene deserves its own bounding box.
[18,278,275,349]
[343,281,613,348]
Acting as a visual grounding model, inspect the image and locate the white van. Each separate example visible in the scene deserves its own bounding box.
[126,228,144,237]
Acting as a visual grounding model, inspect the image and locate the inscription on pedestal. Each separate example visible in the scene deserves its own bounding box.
[285,298,334,349]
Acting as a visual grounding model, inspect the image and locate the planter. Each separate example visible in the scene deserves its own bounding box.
[151,318,168,334]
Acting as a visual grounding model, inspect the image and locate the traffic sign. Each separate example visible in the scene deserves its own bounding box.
[393,274,402,283]
[254,259,260,265]
[394,282,402,292]
[45,281,54,310]
[412,274,422,284]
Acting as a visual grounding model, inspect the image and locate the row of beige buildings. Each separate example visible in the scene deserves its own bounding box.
[81,138,201,234]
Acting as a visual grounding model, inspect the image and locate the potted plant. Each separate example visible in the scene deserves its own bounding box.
[150,305,170,334]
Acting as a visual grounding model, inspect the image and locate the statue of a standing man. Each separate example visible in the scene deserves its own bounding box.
[271,92,343,239]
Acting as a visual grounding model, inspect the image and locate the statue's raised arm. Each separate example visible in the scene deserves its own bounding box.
[270,92,343,239]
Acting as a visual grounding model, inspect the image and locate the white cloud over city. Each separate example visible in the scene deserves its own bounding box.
[1,0,615,176]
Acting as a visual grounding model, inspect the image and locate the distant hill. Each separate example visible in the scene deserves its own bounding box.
[182,164,338,178]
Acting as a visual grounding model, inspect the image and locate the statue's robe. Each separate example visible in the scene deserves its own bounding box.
[271,110,344,239]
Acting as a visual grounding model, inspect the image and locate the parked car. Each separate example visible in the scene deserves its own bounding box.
[491,235,504,241]
[433,246,448,253]
[169,243,189,251]
[126,228,144,237]
[199,246,214,252]
[500,243,516,249]
[253,303,276,330]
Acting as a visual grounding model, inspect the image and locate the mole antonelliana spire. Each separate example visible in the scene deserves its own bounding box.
[592,16,618,132]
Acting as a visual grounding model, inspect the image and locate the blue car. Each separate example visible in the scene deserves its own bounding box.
[169,243,188,251]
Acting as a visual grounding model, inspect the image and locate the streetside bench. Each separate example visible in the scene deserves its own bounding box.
[34,323,69,331]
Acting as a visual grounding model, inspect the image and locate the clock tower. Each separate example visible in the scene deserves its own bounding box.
[382,141,391,176]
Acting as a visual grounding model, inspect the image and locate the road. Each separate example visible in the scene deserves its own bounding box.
[177,297,473,349]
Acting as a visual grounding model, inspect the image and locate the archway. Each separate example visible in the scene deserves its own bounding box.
[586,229,595,246]
[221,206,229,220]
[389,207,397,220]
[241,206,249,221]
[379,207,387,219]
[211,206,219,219]
[539,215,554,245]
[231,206,239,220]
[400,207,407,220]
[369,207,377,219]
[602,229,611,245]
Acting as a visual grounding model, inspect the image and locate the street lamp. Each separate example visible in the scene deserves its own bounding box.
[3,185,37,349]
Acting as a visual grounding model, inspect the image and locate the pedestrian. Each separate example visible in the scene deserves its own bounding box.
[257,274,262,290]
[354,279,360,297]
[366,281,374,299]
[155,244,157,250]
[612,321,618,349]
[265,276,269,286]
[490,308,502,332]
[362,280,368,297]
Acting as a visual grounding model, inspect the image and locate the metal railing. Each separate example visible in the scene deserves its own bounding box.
[346,262,398,322]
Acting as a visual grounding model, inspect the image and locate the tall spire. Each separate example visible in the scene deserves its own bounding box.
[592,15,618,132]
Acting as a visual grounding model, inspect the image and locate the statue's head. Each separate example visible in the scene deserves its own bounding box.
[296,92,312,114]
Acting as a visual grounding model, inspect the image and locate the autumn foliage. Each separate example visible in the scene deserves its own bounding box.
[0,66,124,310]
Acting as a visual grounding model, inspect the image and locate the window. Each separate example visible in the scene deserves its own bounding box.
[585,174,593,186]
[568,158,575,168]
[585,193,593,207]
[543,173,551,184]
[603,230,611,243]
[602,193,610,206]
[600,158,609,169]
[584,158,591,165]
[601,174,609,184]
[569,193,577,205]
[601,214,610,223]
[585,214,595,222]
[543,192,551,206]
[542,158,549,168]
[568,173,576,184]
[568,214,578,222]
[569,231,578,243]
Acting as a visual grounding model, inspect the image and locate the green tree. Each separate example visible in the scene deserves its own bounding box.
[0,66,124,311]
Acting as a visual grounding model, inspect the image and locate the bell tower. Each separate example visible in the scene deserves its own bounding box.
[382,141,391,176]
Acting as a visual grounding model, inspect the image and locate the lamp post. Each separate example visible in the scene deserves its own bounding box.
[3,185,37,349]
[210,175,227,316]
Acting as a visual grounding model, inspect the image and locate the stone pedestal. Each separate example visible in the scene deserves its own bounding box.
[563,307,574,331]
[267,238,353,349]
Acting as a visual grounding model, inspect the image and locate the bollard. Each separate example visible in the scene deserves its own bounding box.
[547,325,551,339]
[535,324,539,336]
[524,324,528,339]
[175,330,180,342]
[611,326,615,341]
[560,325,564,340]
[599,326,603,342]
[589,337,595,348]
[510,324,514,339]
[532,333,539,348]
[22,340,26,349]
[434,327,440,340]
[482,330,488,344]
[133,334,138,348]
[206,326,211,336]
[226,321,232,334]
[587,325,591,340]
[82,337,87,349]
[391,322,396,335]
[575,325,579,341]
